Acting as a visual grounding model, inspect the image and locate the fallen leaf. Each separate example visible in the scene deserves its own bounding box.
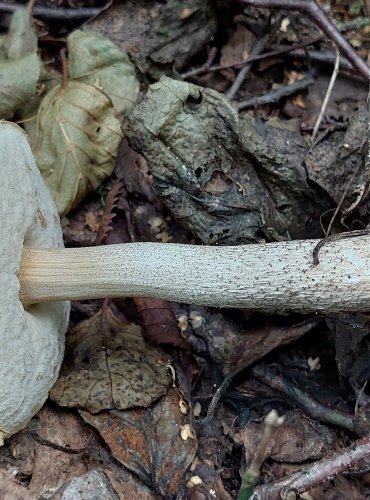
[32,81,123,216]
[50,305,171,412]
[220,23,256,67]
[0,54,41,119]
[80,388,197,497]
[307,475,366,500]
[6,8,38,59]
[239,410,336,467]
[135,297,191,350]
[186,306,320,375]
[0,9,41,119]
[26,30,139,216]
[8,405,156,499]
[67,30,139,115]
[9,406,92,497]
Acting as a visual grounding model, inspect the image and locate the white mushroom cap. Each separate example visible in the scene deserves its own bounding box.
[0,122,70,439]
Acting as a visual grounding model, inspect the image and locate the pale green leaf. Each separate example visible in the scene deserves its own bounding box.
[6,8,38,59]
[0,8,40,119]
[0,53,40,119]
[67,30,139,116]
[32,81,123,216]
[21,68,62,144]
[25,30,139,215]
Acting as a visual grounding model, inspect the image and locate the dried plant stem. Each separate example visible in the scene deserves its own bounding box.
[311,46,340,143]
[239,410,284,500]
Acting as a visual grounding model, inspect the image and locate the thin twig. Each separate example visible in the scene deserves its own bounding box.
[233,0,370,81]
[250,434,370,499]
[200,373,235,425]
[251,364,355,432]
[0,1,105,19]
[322,163,364,237]
[192,46,218,76]
[237,76,313,110]
[312,229,370,265]
[182,15,368,81]
[278,47,355,72]
[311,46,340,143]
[226,36,270,100]
[28,430,89,454]
[181,36,322,79]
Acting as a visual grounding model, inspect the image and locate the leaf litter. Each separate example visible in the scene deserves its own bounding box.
[50,304,171,412]
[2,0,370,497]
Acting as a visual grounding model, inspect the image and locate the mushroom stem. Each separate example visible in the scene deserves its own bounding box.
[18,236,370,312]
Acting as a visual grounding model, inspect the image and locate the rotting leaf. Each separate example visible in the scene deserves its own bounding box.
[80,388,197,497]
[306,107,370,216]
[31,82,123,216]
[7,404,156,499]
[126,76,332,242]
[26,29,139,216]
[50,305,171,412]
[125,76,289,244]
[0,9,41,119]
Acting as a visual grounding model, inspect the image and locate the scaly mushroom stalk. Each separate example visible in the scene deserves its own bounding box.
[19,236,370,313]
[1,121,369,440]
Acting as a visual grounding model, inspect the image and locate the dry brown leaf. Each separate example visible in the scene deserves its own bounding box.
[187,307,319,375]
[96,180,126,245]
[7,405,157,499]
[220,23,256,67]
[80,388,197,497]
[8,406,92,497]
[239,410,336,467]
[84,211,101,233]
[50,305,171,412]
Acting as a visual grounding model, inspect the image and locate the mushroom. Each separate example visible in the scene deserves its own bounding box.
[3,121,370,438]
[0,122,69,441]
